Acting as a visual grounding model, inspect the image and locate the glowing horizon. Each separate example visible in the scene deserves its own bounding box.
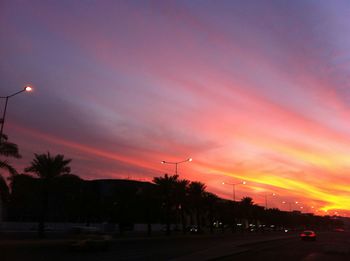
[2,1,350,216]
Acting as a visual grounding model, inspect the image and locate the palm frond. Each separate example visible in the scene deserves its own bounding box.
[0,134,21,158]
[25,152,72,179]
[0,160,18,175]
[0,174,9,202]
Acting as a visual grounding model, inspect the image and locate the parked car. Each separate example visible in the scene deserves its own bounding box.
[300,230,317,241]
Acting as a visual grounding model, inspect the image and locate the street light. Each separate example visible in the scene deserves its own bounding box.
[264,193,276,210]
[160,158,192,175]
[222,181,246,202]
[282,201,291,211]
[282,201,299,212]
[0,86,32,144]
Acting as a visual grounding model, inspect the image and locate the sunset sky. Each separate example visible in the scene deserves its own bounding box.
[2,0,350,215]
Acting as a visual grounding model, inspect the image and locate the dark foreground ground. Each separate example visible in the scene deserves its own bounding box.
[219,231,350,261]
[0,231,349,261]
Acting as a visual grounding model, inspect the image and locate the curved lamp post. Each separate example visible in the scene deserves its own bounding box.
[0,86,32,143]
[222,181,246,202]
[160,158,192,176]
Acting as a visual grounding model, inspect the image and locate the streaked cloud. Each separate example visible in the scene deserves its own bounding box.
[2,0,350,216]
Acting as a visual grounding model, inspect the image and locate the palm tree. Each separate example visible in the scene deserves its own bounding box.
[188,181,206,231]
[204,192,219,234]
[239,196,255,228]
[0,134,21,175]
[240,197,254,206]
[25,153,71,179]
[153,174,179,235]
[24,152,72,237]
[174,178,190,234]
[0,175,9,202]
[0,134,21,221]
[0,175,9,221]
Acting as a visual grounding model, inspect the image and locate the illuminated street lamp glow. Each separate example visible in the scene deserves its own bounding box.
[264,192,276,209]
[25,86,33,92]
[282,201,300,212]
[222,180,246,202]
[160,157,192,176]
[0,85,33,144]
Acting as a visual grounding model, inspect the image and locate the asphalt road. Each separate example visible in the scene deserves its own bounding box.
[218,231,350,261]
[0,231,349,261]
[0,231,291,261]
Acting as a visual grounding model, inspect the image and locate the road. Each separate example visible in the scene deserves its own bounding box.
[0,231,349,261]
[217,231,350,261]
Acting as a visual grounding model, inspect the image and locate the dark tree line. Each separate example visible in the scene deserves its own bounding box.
[0,135,344,238]
[3,172,344,237]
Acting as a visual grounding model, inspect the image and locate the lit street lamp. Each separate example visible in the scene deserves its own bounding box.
[264,193,276,209]
[0,86,32,144]
[282,201,299,212]
[222,181,246,202]
[282,201,291,211]
[161,158,192,176]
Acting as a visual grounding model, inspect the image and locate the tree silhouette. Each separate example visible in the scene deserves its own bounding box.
[0,175,9,221]
[204,192,219,234]
[24,152,72,237]
[153,174,179,235]
[0,134,21,221]
[188,181,206,231]
[0,134,21,157]
[238,197,256,228]
[240,197,254,206]
[0,134,21,176]
[174,178,190,234]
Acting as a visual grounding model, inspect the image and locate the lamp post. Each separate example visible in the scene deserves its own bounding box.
[0,86,32,144]
[161,158,192,176]
[264,193,276,210]
[222,181,246,202]
[282,201,299,212]
[310,206,315,213]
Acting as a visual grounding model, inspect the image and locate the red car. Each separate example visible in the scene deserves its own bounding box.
[300,230,317,241]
